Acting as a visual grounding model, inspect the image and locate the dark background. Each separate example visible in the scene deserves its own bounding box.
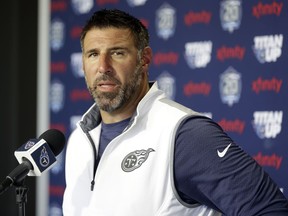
[0,0,38,215]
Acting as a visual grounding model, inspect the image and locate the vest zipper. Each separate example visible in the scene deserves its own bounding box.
[80,123,98,191]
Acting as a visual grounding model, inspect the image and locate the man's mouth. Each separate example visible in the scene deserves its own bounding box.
[97,81,117,91]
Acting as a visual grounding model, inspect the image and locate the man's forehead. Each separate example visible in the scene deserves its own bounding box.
[83,28,136,48]
[87,27,132,37]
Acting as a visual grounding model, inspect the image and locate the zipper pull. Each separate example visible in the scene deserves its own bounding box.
[90,180,95,191]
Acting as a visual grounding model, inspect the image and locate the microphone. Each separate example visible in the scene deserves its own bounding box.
[0,129,66,195]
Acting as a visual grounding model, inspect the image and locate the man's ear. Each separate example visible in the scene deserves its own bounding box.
[142,46,153,67]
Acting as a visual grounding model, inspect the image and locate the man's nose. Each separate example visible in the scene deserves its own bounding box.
[98,54,112,73]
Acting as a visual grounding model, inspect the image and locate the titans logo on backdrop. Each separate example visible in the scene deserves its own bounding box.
[71,0,93,14]
[50,79,65,113]
[157,71,176,100]
[253,34,283,63]
[70,52,84,78]
[252,111,283,140]
[156,3,176,40]
[184,41,212,69]
[50,18,65,51]
[127,0,148,7]
[219,67,242,107]
[220,0,242,33]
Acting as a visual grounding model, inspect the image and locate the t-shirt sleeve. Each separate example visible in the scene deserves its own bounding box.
[174,116,288,215]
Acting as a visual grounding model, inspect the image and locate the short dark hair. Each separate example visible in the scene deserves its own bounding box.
[80,9,149,51]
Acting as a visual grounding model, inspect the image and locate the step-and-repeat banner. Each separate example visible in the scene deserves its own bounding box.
[48,0,288,214]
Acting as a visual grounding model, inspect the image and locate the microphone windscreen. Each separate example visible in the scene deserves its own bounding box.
[39,129,66,156]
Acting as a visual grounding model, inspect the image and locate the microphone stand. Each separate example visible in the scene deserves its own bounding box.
[15,179,28,216]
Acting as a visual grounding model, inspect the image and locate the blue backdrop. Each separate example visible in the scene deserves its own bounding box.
[48,0,288,214]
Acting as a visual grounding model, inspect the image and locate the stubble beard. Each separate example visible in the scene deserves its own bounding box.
[87,64,143,113]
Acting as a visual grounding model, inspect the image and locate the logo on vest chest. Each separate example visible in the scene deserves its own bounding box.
[121,148,155,172]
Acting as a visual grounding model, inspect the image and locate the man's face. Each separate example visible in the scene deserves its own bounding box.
[82,27,145,113]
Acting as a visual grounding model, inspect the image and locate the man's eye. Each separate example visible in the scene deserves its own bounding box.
[88,53,98,58]
[112,51,125,56]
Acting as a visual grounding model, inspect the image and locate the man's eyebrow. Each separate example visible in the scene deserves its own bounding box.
[84,48,98,55]
[109,46,129,51]
[84,46,129,55]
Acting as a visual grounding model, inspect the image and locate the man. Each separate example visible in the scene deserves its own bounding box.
[63,9,288,215]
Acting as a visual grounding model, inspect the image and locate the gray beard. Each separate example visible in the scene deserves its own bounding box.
[87,64,143,113]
